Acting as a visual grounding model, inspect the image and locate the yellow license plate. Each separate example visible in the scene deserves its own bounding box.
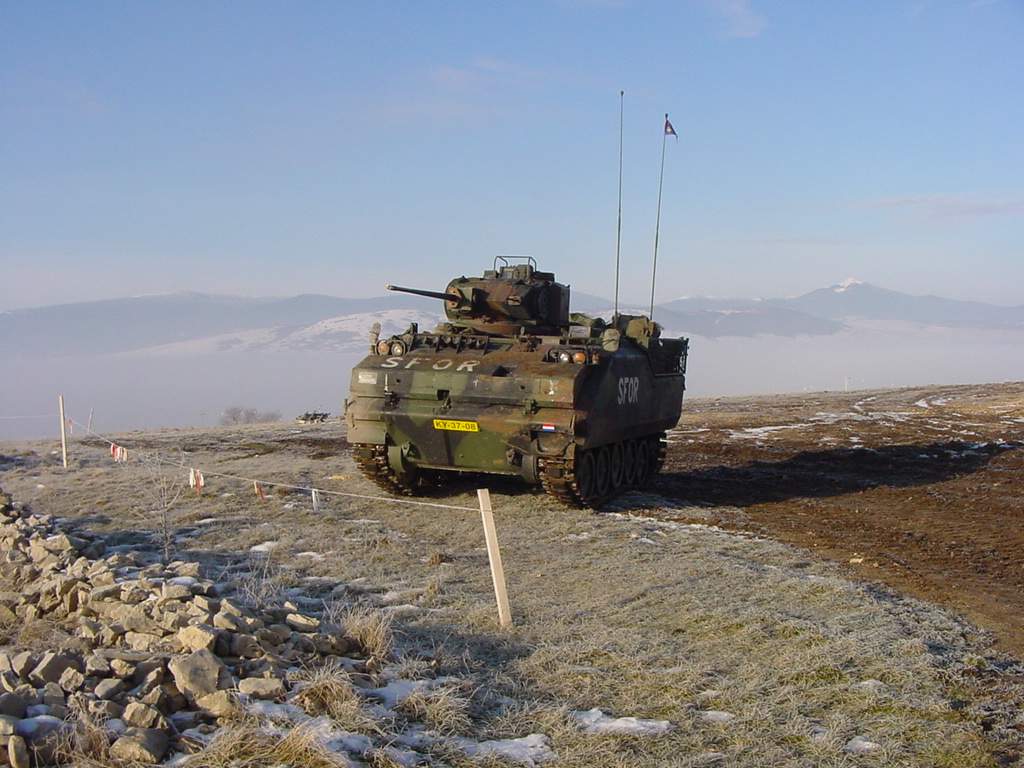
[432,419,479,432]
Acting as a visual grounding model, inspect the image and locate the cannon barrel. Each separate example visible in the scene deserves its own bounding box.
[386,284,470,306]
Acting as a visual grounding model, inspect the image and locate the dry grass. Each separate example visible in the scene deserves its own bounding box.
[397,685,472,735]
[393,654,434,680]
[341,606,394,659]
[4,616,71,652]
[427,550,451,566]
[289,660,380,734]
[184,720,350,768]
[53,706,115,768]
[236,553,293,611]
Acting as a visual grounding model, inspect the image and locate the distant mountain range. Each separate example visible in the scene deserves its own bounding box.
[2,280,1022,359]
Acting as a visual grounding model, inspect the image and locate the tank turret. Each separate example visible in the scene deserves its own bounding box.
[386,256,570,336]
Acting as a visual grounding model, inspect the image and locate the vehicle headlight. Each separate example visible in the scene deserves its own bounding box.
[558,351,572,363]
[376,340,391,355]
[389,341,406,356]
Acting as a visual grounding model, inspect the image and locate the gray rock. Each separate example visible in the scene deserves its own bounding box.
[0,715,18,737]
[109,727,169,763]
[285,612,320,632]
[9,653,35,679]
[124,631,163,651]
[84,654,111,676]
[94,678,125,700]
[88,583,123,603]
[7,734,29,768]
[196,689,238,718]
[231,633,262,659]
[0,693,28,718]
[168,650,229,701]
[122,701,159,728]
[844,735,882,754]
[14,714,64,741]
[29,653,78,686]
[238,676,285,699]
[177,624,218,653]
[59,666,85,692]
[161,582,193,601]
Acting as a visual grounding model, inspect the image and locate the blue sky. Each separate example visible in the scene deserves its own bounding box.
[1,0,1022,309]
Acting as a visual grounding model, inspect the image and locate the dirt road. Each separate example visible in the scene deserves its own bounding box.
[658,382,1024,657]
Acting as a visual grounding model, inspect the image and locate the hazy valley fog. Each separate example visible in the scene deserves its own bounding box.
[4,321,1021,441]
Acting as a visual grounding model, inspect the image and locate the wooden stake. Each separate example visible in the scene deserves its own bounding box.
[477,488,512,628]
[58,394,68,469]
[87,408,94,432]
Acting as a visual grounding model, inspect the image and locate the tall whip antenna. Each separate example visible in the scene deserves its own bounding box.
[650,112,675,319]
[614,90,624,318]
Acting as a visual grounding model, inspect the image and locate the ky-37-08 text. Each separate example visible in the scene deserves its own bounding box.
[380,356,481,372]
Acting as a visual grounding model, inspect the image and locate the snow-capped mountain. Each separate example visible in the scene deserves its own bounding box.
[774,281,1024,328]
[2,282,1022,361]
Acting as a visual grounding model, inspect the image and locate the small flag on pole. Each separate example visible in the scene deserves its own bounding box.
[664,114,677,140]
[189,468,204,494]
[253,481,267,501]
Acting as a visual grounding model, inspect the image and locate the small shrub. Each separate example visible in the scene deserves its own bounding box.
[290,660,379,734]
[398,686,471,735]
[342,607,394,659]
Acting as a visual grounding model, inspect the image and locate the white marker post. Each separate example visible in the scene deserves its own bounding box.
[477,488,512,628]
[58,394,68,469]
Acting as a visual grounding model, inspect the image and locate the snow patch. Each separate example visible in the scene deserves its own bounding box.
[457,734,557,766]
[571,708,674,736]
[833,277,863,293]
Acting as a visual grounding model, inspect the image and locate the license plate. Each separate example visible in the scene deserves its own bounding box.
[432,419,479,432]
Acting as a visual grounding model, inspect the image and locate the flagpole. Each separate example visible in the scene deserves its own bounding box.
[649,113,669,319]
[614,90,624,319]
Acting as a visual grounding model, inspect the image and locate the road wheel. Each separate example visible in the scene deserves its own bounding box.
[609,442,625,491]
[594,446,611,499]
[622,440,638,486]
[634,439,651,487]
[574,451,596,502]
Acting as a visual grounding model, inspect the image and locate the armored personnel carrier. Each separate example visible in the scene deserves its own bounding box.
[345,257,688,507]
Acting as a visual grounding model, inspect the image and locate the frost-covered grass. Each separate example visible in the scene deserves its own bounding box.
[5,386,1023,767]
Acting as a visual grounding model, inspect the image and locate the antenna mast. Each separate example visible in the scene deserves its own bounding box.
[649,113,672,320]
[614,90,624,318]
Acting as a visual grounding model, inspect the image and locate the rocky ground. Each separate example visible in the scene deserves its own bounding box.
[0,381,1021,767]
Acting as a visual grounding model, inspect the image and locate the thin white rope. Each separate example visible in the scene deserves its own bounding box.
[67,417,480,512]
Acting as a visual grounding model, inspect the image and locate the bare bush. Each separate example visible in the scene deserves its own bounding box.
[220,406,282,426]
[289,660,380,734]
[135,454,187,565]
